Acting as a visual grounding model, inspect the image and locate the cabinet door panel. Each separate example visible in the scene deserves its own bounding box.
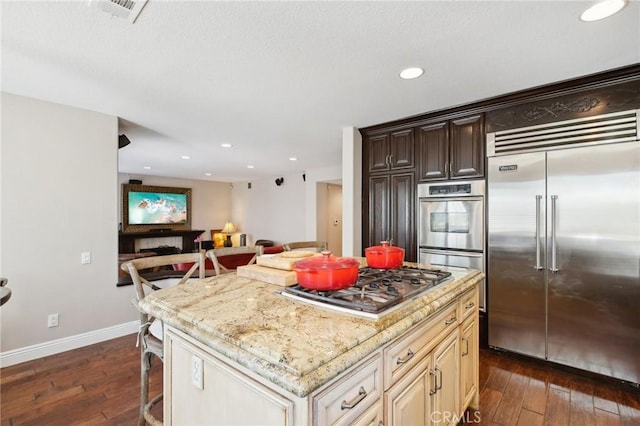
[450,115,484,179]
[433,331,460,426]
[417,122,448,181]
[367,134,390,172]
[460,316,478,411]
[368,175,390,250]
[390,173,416,262]
[390,128,415,170]
[386,355,434,426]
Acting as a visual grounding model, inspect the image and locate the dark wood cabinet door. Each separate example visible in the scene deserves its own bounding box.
[450,114,485,179]
[367,174,390,250]
[389,128,415,170]
[367,133,390,172]
[417,121,449,181]
[390,172,416,262]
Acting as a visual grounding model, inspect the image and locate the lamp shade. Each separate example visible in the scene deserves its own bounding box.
[222,221,236,234]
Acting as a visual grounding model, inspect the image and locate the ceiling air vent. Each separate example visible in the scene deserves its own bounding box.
[89,0,148,23]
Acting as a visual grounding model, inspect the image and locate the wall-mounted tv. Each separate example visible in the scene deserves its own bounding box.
[121,184,192,233]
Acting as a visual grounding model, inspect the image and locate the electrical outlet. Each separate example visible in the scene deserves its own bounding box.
[81,252,91,264]
[192,355,204,390]
[48,313,59,328]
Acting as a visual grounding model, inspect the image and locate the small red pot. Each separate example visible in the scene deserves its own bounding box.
[293,251,360,291]
[365,241,405,269]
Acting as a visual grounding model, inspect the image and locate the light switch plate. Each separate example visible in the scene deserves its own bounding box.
[81,252,91,264]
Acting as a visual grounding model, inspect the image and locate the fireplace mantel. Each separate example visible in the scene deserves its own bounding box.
[118,230,205,254]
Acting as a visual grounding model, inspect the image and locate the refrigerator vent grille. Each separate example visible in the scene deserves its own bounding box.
[487,109,639,156]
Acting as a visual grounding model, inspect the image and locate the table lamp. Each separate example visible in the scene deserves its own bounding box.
[222,221,236,247]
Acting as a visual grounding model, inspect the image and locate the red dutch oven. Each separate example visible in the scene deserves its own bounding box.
[293,251,360,291]
[365,241,405,269]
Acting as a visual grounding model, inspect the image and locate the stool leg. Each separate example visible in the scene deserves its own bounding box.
[139,349,152,426]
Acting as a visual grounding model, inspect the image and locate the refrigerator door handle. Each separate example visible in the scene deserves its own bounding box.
[535,195,543,270]
[550,195,559,273]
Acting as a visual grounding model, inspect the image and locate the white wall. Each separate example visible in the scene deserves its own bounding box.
[231,166,342,246]
[342,127,362,257]
[117,173,231,246]
[0,93,134,357]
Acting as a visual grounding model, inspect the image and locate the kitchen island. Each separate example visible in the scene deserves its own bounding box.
[138,265,483,425]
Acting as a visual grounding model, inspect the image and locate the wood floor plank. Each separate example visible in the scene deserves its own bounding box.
[545,387,571,425]
[477,386,503,424]
[595,407,621,426]
[516,407,545,426]
[493,370,529,425]
[523,376,548,415]
[616,386,640,426]
[570,389,596,426]
[592,382,620,415]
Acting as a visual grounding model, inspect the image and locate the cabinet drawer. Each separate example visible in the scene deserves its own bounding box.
[383,302,458,389]
[313,351,382,426]
[459,288,478,322]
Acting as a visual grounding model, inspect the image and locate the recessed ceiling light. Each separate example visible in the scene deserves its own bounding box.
[204,173,212,176]
[143,166,151,170]
[247,165,254,169]
[399,67,424,80]
[181,155,191,160]
[289,157,298,161]
[221,143,232,148]
[580,0,627,21]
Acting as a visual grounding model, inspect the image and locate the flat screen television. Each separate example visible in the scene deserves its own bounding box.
[121,184,192,233]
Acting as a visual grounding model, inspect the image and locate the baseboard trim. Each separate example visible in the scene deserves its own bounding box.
[0,320,139,368]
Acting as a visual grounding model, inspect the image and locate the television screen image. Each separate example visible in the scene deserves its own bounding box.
[127,191,188,225]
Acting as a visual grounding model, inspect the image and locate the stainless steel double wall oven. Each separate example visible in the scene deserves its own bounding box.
[417,180,486,310]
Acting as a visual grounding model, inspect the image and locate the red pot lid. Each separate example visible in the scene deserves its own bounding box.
[365,241,405,254]
[294,251,360,271]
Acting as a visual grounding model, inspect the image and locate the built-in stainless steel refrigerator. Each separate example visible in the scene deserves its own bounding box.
[487,110,640,384]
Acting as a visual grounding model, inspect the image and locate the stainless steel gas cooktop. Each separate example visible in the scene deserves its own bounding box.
[281,266,452,319]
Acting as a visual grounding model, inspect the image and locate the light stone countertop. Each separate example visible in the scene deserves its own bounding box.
[138,265,483,397]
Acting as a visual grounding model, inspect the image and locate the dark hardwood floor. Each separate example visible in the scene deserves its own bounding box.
[1,334,639,425]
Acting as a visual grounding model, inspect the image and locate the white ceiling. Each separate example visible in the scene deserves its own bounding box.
[2,1,639,182]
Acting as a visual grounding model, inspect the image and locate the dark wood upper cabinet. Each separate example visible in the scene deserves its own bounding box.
[450,114,484,179]
[416,114,484,182]
[362,127,416,261]
[416,121,449,181]
[366,128,415,173]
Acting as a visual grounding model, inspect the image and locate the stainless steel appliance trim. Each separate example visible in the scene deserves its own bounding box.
[486,109,639,157]
[549,195,558,273]
[535,195,543,271]
[417,179,486,198]
[420,248,485,311]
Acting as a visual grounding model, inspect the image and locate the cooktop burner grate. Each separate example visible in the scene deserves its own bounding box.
[283,266,452,314]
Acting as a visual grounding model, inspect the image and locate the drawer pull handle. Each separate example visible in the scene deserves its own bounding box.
[461,336,469,356]
[465,302,475,309]
[341,386,367,410]
[429,369,437,395]
[396,349,415,365]
[445,316,457,325]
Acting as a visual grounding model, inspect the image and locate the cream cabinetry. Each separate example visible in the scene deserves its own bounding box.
[384,303,460,426]
[163,285,479,426]
[312,351,383,426]
[459,288,479,411]
[164,328,301,426]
